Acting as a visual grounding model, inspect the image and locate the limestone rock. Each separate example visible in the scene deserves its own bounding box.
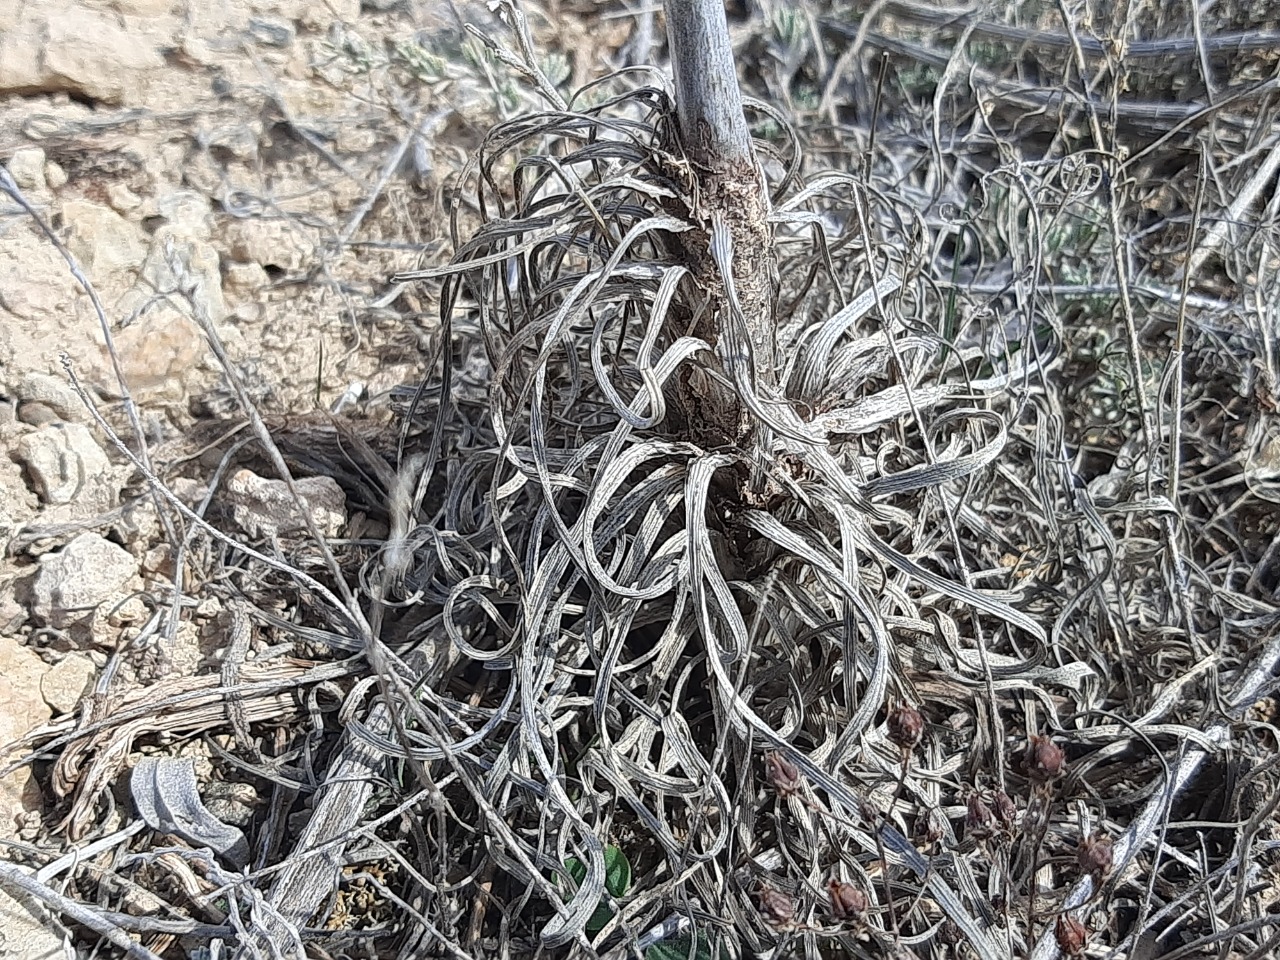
[225,219,315,274]
[13,372,88,423]
[42,6,164,105]
[0,635,51,832]
[62,199,146,283]
[141,227,226,323]
[0,888,63,960]
[5,148,48,193]
[154,190,214,241]
[30,533,139,630]
[40,654,96,715]
[14,423,114,508]
[226,469,346,540]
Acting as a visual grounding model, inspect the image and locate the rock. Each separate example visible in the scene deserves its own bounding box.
[13,372,88,423]
[42,6,164,105]
[140,227,226,323]
[107,307,211,403]
[0,635,51,834]
[154,191,213,240]
[30,533,139,630]
[16,402,59,427]
[40,653,96,714]
[248,16,295,46]
[107,183,144,214]
[14,423,114,508]
[5,148,47,192]
[226,468,346,540]
[225,219,315,274]
[0,14,45,93]
[224,261,270,296]
[0,583,25,635]
[0,224,79,324]
[0,887,62,959]
[0,453,39,539]
[61,199,146,283]
[44,161,68,189]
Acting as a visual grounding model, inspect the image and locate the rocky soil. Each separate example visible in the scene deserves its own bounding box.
[0,0,618,953]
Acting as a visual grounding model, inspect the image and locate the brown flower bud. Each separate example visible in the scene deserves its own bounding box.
[965,793,995,839]
[914,807,946,846]
[993,789,1018,832]
[757,885,796,927]
[764,751,803,797]
[1055,914,1088,956]
[1076,831,1114,880]
[886,703,925,750]
[939,918,964,945]
[827,879,867,921]
[1027,735,1066,782]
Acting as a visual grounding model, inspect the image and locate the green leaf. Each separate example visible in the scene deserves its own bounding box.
[603,844,632,899]
[559,846,632,937]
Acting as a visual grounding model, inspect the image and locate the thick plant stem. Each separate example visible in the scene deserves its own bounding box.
[664,0,755,170]
[664,0,779,424]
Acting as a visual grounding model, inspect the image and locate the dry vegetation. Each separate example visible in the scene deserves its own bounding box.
[3,0,1280,958]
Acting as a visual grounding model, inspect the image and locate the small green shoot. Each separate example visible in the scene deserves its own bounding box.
[561,844,632,936]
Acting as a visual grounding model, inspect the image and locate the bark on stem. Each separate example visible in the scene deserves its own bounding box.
[664,0,780,427]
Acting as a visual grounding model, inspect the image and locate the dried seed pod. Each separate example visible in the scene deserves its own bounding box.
[827,879,867,922]
[914,806,946,846]
[886,703,925,750]
[938,918,964,945]
[1055,914,1088,956]
[764,751,803,797]
[965,792,995,839]
[1076,831,1114,881]
[756,885,796,927]
[993,789,1018,832]
[1026,734,1066,782]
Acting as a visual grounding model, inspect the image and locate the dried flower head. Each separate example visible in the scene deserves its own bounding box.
[965,792,995,839]
[886,703,925,750]
[914,807,946,846]
[1055,914,1088,956]
[993,789,1018,832]
[827,879,867,922]
[764,750,803,798]
[939,918,964,945]
[1026,734,1066,782]
[1076,831,1114,880]
[756,885,796,927]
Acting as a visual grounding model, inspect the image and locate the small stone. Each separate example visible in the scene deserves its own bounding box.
[142,544,174,576]
[0,635,52,833]
[154,190,213,240]
[225,219,315,274]
[223,261,270,295]
[40,653,96,714]
[107,182,143,214]
[141,227,226,323]
[16,401,59,427]
[248,17,295,47]
[14,372,89,422]
[31,533,139,630]
[61,199,146,282]
[44,161,68,189]
[15,422,114,507]
[226,469,346,540]
[6,147,47,192]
